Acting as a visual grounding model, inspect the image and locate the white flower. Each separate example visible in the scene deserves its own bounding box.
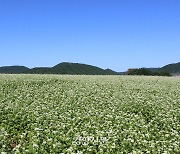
[33,144,38,148]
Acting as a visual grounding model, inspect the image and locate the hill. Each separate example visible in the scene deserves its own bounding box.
[24,67,52,74]
[160,62,180,74]
[127,62,180,75]
[0,62,119,75]
[0,66,30,74]
[51,62,117,75]
[1,62,180,75]
[104,69,119,75]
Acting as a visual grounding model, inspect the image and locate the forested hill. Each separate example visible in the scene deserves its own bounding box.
[160,62,180,74]
[0,66,30,74]
[0,62,180,75]
[0,62,119,75]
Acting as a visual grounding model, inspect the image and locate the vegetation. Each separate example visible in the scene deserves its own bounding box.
[160,62,180,74]
[51,62,116,75]
[0,63,119,75]
[0,66,30,74]
[127,68,171,76]
[25,67,52,74]
[0,75,179,153]
[0,62,180,75]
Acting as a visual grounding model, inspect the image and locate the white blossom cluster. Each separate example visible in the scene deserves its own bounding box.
[0,74,179,153]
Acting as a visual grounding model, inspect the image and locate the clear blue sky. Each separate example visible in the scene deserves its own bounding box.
[0,0,180,71]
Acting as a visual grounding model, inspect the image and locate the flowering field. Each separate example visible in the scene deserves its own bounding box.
[0,74,179,153]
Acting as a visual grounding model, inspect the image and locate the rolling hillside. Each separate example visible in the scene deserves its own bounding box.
[0,62,119,75]
[51,62,116,75]
[160,62,180,74]
[24,67,52,74]
[0,66,30,74]
[0,62,180,75]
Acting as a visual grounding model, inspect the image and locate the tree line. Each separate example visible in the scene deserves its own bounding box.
[127,68,171,76]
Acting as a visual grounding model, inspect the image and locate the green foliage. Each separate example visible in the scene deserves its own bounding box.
[0,75,179,153]
[160,62,180,73]
[51,62,117,75]
[127,68,171,76]
[127,68,152,75]
[0,66,30,74]
[0,63,119,75]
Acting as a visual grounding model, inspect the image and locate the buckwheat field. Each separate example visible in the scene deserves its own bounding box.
[0,74,179,153]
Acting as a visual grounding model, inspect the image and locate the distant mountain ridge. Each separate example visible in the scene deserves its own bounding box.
[51,62,114,75]
[144,62,180,75]
[0,66,30,74]
[0,62,180,75]
[0,62,119,75]
[160,62,180,74]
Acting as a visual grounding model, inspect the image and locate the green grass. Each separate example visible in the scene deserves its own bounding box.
[0,75,179,153]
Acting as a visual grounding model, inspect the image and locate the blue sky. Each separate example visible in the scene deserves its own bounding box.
[0,0,180,71]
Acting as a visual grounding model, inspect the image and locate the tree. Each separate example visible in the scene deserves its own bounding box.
[127,68,171,76]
